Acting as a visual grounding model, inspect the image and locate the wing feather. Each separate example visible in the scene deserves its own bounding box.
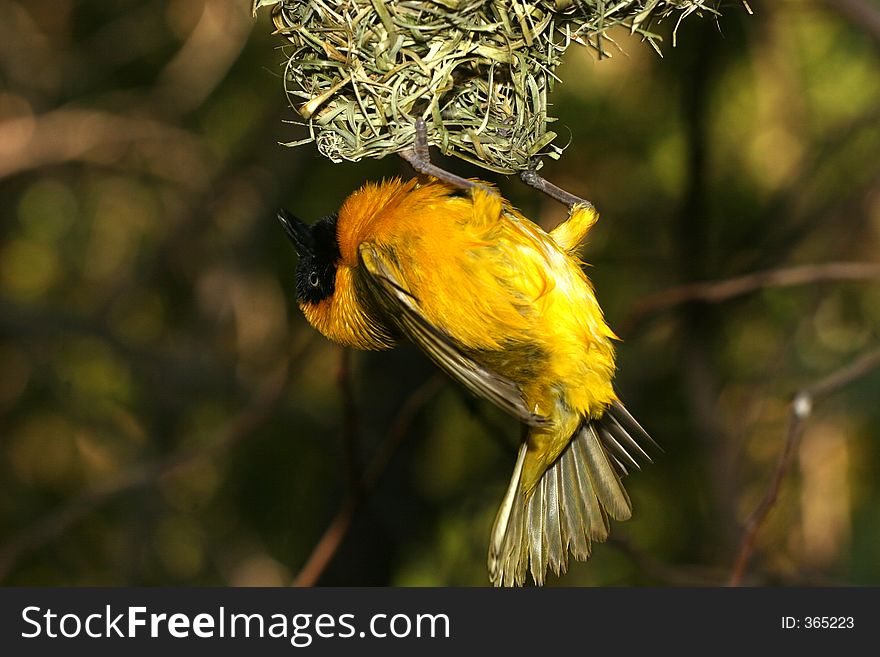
[359,242,547,427]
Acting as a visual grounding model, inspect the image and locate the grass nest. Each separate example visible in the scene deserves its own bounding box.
[253,0,724,174]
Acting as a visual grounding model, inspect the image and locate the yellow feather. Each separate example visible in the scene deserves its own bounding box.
[549,203,599,254]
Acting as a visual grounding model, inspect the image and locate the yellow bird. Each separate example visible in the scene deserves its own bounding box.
[279,177,655,586]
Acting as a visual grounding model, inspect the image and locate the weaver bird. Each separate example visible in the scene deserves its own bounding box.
[279,177,655,586]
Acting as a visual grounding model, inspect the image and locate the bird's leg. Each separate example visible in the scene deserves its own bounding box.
[520,164,595,211]
[410,117,431,163]
[400,118,491,193]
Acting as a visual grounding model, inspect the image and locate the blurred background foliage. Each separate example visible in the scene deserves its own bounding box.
[1,0,879,587]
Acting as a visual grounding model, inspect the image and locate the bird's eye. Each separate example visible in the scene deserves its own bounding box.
[308,271,320,288]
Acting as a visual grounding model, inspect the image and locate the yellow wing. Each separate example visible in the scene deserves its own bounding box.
[358,241,548,427]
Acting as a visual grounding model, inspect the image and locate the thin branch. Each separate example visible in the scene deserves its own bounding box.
[292,375,444,587]
[291,348,362,588]
[608,537,728,586]
[91,103,296,320]
[0,108,210,182]
[362,375,445,491]
[337,348,362,494]
[620,262,880,337]
[0,296,234,396]
[451,388,519,454]
[817,0,880,48]
[0,335,313,582]
[729,346,880,586]
[520,169,594,210]
[155,0,254,114]
[803,348,880,400]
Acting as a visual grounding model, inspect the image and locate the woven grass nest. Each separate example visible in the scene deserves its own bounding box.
[253,0,723,174]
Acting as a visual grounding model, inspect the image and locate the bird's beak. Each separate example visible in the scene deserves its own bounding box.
[278,208,314,256]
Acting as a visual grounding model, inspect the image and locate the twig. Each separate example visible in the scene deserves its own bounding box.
[289,496,359,589]
[291,348,362,589]
[741,113,880,270]
[608,537,728,586]
[676,26,740,552]
[450,388,518,454]
[520,169,594,210]
[154,0,254,114]
[620,262,880,338]
[91,104,297,320]
[399,119,490,194]
[0,335,312,582]
[292,375,444,587]
[0,297,235,396]
[0,108,209,182]
[728,346,880,586]
[337,348,362,494]
[362,375,445,491]
[817,0,880,48]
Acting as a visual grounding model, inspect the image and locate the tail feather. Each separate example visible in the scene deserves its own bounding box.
[488,443,529,586]
[488,401,655,586]
[557,448,591,560]
[597,424,642,473]
[609,400,661,453]
[569,430,609,541]
[543,467,564,574]
[582,423,632,521]
[526,478,546,585]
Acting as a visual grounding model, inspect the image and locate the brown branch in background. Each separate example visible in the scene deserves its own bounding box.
[0,297,234,394]
[0,108,210,182]
[722,293,828,498]
[91,104,296,320]
[0,335,313,583]
[337,348,362,494]
[155,0,254,114]
[450,388,519,454]
[621,262,880,338]
[292,375,444,587]
[608,537,729,586]
[729,346,880,586]
[818,0,880,48]
[676,24,738,554]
